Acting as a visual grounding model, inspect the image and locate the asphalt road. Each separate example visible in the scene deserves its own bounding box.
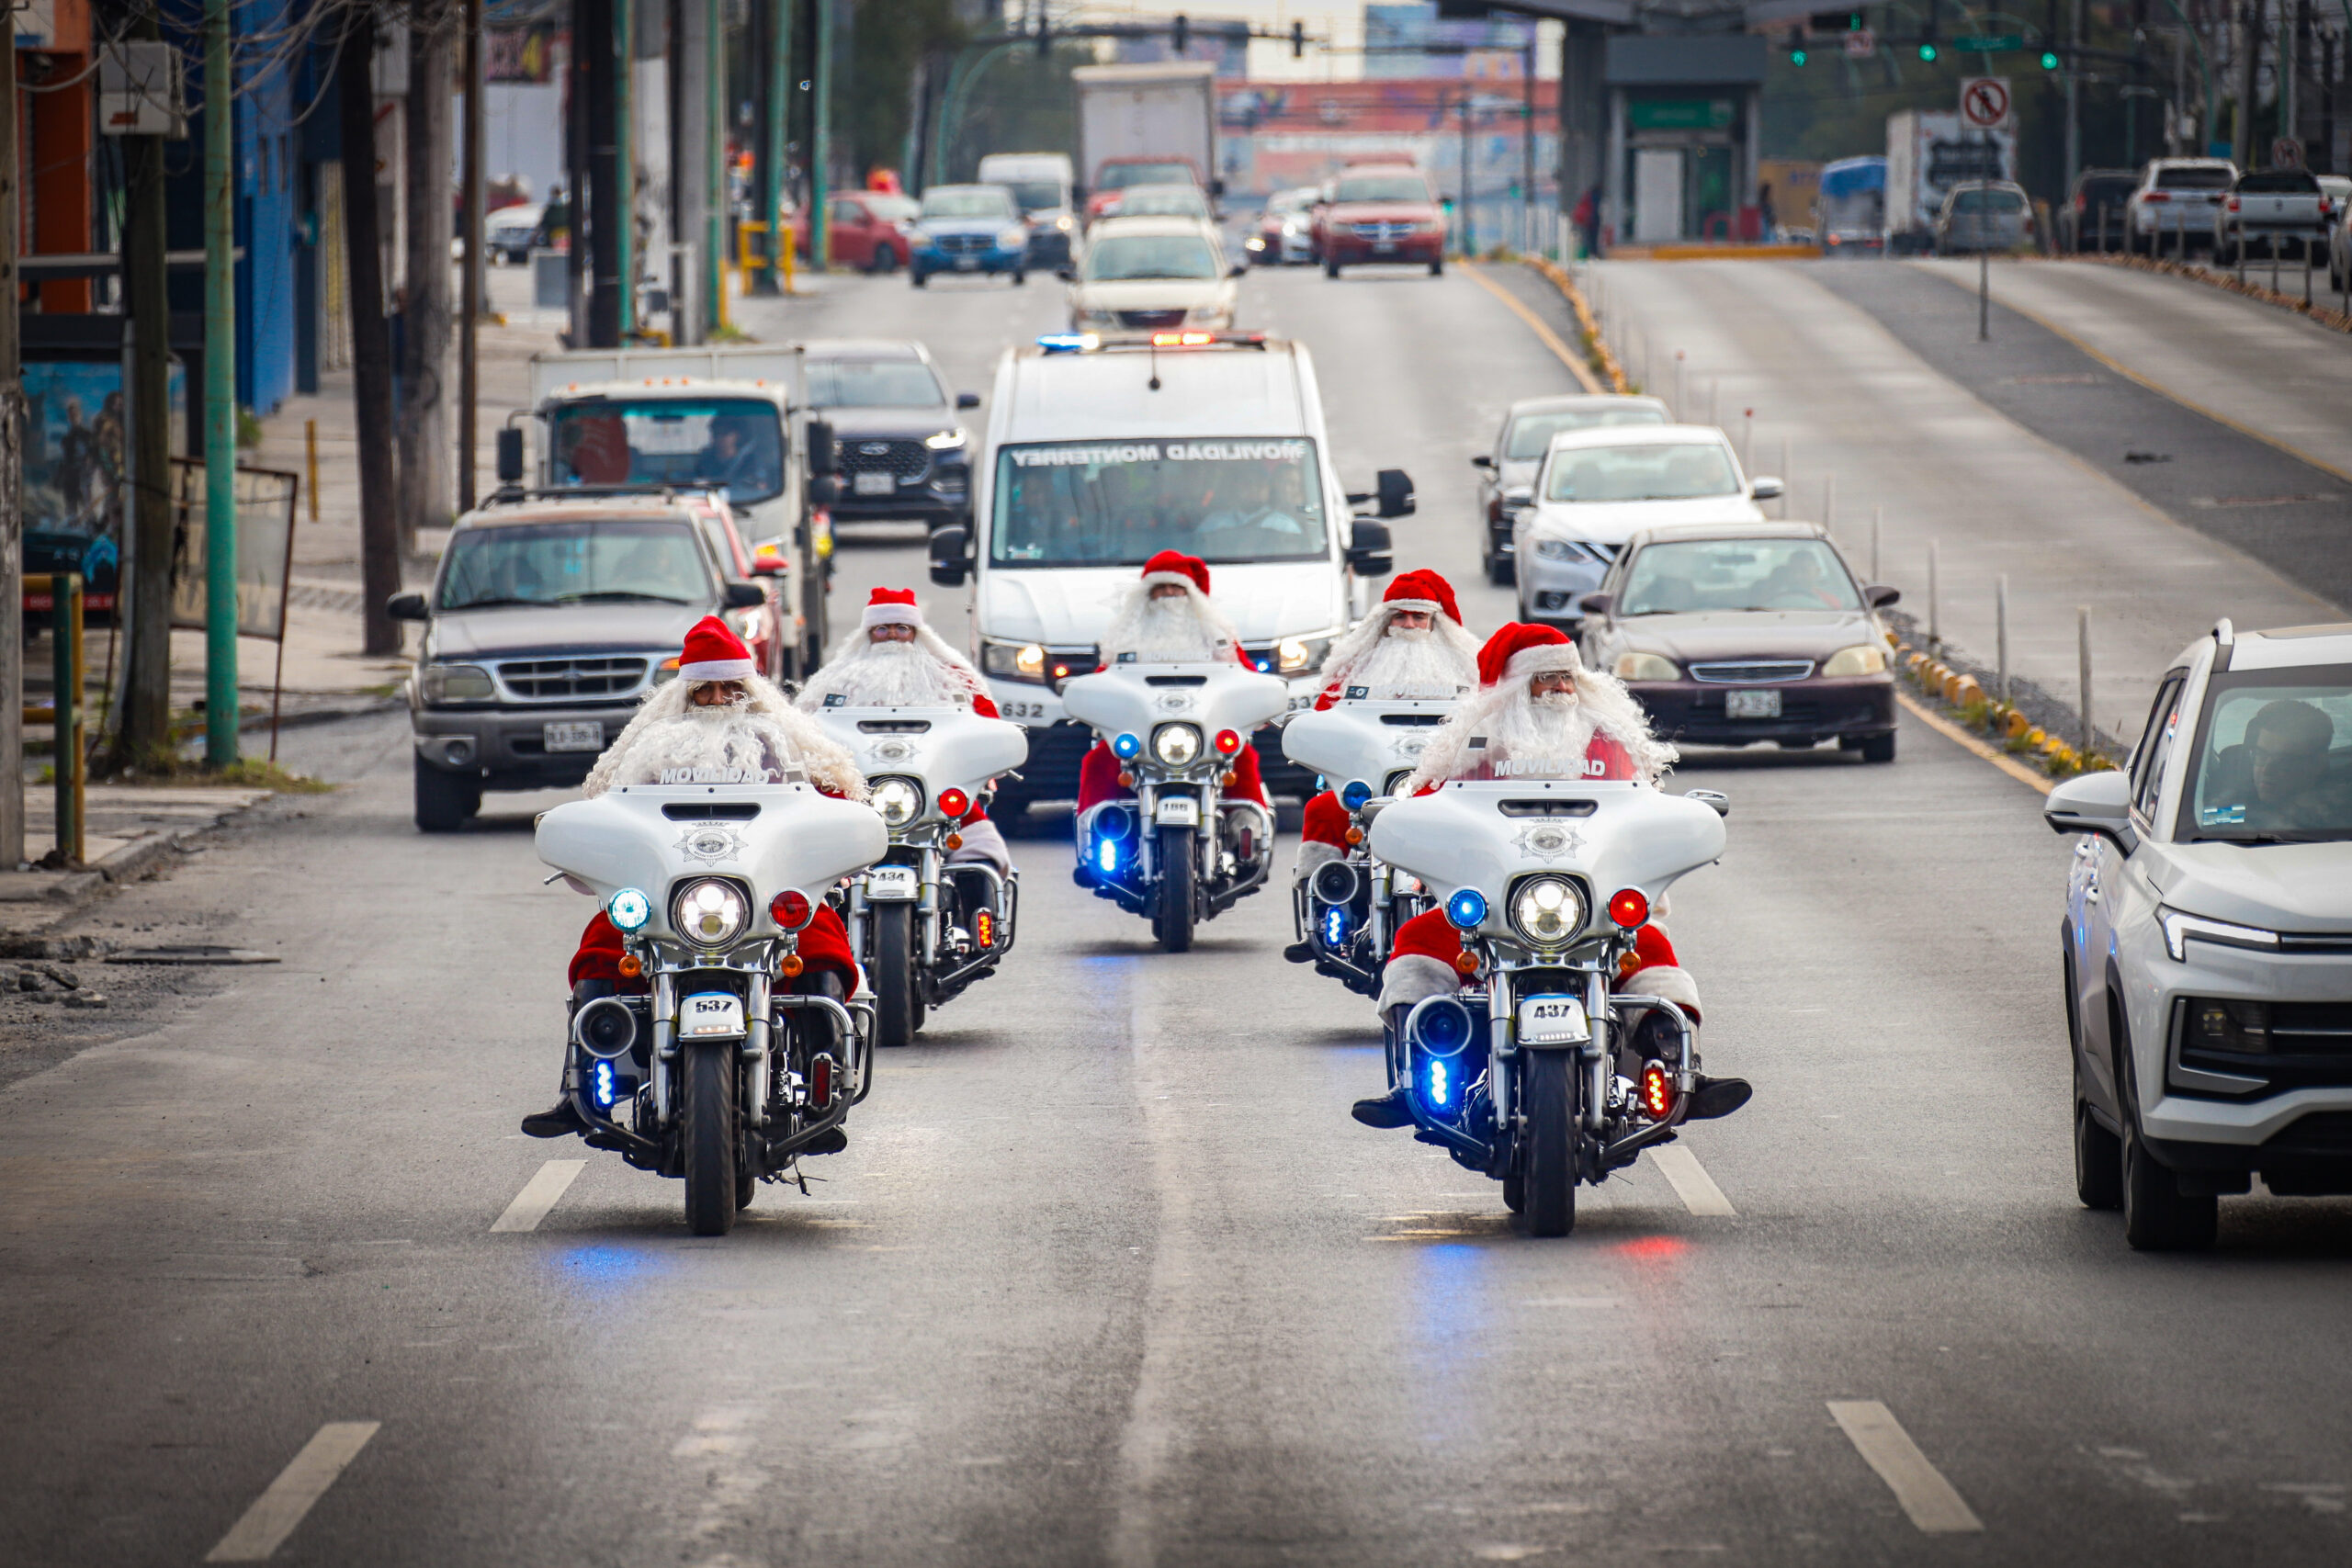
[6,260,2352,1568]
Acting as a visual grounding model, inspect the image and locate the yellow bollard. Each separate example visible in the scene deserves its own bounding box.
[305,419,320,521]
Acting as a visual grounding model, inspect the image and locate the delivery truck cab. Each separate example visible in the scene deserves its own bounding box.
[925,332,1412,817]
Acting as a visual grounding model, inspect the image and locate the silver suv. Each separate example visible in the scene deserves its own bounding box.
[2047,620,2352,1249]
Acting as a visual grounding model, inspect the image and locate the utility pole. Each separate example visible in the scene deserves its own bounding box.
[706,0,724,329]
[673,0,709,344]
[340,8,403,657]
[585,0,621,344]
[1521,33,1536,254]
[401,13,455,552]
[2234,0,2259,167]
[762,0,790,291]
[204,0,239,764]
[811,0,833,269]
[616,0,635,337]
[0,15,22,861]
[115,8,175,770]
[459,0,485,508]
[1457,89,1475,255]
[2064,0,2083,193]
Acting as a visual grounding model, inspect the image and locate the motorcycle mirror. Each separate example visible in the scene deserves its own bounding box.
[1682,788,1730,818]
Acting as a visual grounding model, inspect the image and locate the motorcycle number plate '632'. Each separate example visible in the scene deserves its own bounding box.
[865,866,920,902]
[681,991,747,1039]
[1155,795,1201,828]
[1517,994,1591,1046]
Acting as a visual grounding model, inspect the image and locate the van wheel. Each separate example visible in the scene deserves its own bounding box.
[414,758,481,832]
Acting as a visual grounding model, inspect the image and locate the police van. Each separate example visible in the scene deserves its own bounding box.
[927,332,1412,818]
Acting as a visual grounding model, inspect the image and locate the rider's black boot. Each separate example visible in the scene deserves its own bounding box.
[1686,1076,1753,1121]
[1283,940,1317,963]
[1351,1088,1414,1129]
[521,1099,587,1138]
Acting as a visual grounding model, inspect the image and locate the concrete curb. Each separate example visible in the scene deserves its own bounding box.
[2060,251,2352,334]
[1517,255,1632,394]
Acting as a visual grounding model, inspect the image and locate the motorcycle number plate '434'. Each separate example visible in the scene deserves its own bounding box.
[1517,994,1591,1046]
[681,991,748,1038]
[865,866,920,902]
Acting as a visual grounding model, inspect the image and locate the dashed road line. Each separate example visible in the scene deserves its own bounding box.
[491,1159,586,1233]
[204,1421,379,1562]
[1826,1400,1984,1533]
[1649,1145,1736,1216]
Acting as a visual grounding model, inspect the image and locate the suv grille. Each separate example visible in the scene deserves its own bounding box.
[1690,660,1815,683]
[496,657,650,701]
[936,233,991,254]
[1116,309,1186,329]
[1351,221,1416,242]
[840,440,930,481]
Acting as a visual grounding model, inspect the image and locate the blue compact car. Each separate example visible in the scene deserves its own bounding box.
[909,184,1030,288]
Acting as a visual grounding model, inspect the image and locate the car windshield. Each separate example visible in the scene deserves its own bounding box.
[922,188,1015,220]
[2178,667,2352,842]
[1617,538,1861,615]
[1334,173,1430,203]
[1001,180,1064,212]
[438,519,712,611]
[992,438,1329,568]
[1099,162,1193,191]
[1114,186,1210,217]
[1506,404,1667,459]
[804,359,946,409]
[1951,186,2025,213]
[2157,165,2233,189]
[546,398,785,504]
[1544,441,1739,502]
[862,195,920,222]
[1084,235,1221,281]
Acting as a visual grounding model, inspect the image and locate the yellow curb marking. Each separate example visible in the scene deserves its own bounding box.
[1459,260,1607,394]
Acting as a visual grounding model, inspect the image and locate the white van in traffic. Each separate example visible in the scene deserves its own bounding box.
[926,332,1411,816]
[977,152,1079,268]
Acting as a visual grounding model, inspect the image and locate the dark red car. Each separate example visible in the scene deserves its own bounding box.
[1314,164,1446,276]
[823,191,921,273]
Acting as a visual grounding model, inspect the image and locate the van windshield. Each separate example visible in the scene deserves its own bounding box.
[1000,180,1064,212]
[546,398,785,504]
[991,439,1328,568]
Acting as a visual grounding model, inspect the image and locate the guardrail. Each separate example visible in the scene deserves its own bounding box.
[19,571,85,863]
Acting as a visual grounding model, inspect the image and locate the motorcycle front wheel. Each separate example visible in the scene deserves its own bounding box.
[1156,825,1196,953]
[874,902,918,1047]
[682,1041,740,1236]
[1522,1050,1577,1237]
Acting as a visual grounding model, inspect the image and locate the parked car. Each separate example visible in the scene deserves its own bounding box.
[909,185,1029,287]
[1510,424,1781,627]
[1100,183,1214,222]
[1314,164,1446,276]
[2056,169,2138,253]
[1933,180,2035,254]
[2214,167,2328,263]
[2046,618,2352,1250]
[482,203,547,265]
[1084,156,1205,220]
[825,190,921,272]
[1243,187,1319,265]
[2126,158,2238,255]
[387,495,770,831]
[978,151,1079,268]
[1577,523,1899,761]
[1472,393,1669,585]
[1063,215,1238,334]
[801,338,979,532]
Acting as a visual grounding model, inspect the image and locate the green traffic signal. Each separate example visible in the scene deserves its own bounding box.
[1918,41,1938,60]
[2040,50,2059,67]
[1792,47,1808,64]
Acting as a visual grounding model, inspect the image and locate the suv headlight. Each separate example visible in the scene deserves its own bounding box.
[1613,652,1680,681]
[1509,875,1587,948]
[908,226,934,246]
[1000,226,1028,249]
[1820,643,1889,677]
[672,878,750,947]
[1152,723,1203,766]
[870,776,924,827]
[423,662,495,703]
[2159,906,2280,962]
[924,429,967,450]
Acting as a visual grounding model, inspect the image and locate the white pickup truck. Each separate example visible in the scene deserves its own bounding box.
[2214,168,2330,264]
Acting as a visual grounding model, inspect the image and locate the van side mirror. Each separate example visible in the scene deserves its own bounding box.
[387,591,430,623]
[1865,583,1901,608]
[1375,468,1415,518]
[494,427,526,484]
[2044,768,2136,854]
[1057,265,1075,281]
[1347,519,1393,576]
[929,524,972,587]
[956,391,981,410]
[1470,454,1495,471]
[807,419,838,476]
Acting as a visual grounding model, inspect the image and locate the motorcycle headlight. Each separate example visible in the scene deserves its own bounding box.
[1613,651,1681,682]
[870,775,923,827]
[1509,875,1587,949]
[923,428,967,450]
[423,662,495,703]
[1152,723,1203,767]
[1820,643,1890,677]
[671,877,750,948]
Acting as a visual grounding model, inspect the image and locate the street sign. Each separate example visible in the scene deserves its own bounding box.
[1952,33,2024,51]
[1960,76,2013,129]
[1843,27,1876,56]
[2273,136,2304,169]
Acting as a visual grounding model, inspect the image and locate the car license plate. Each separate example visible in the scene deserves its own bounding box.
[865,866,919,902]
[680,991,746,1038]
[544,720,604,752]
[853,472,896,496]
[1517,994,1590,1046]
[1725,689,1781,719]
[1155,795,1201,827]
[955,255,978,270]
[1374,240,1396,253]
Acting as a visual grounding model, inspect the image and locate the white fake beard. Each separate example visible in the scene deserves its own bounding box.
[1124,595,1227,662]
[1484,690,1598,778]
[819,641,974,708]
[614,703,798,784]
[1343,626,1474,700]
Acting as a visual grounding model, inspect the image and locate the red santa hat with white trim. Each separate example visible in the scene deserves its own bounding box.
[861,586,924,631]
[1378,568,1463,626]
[676,615,757,682]
[1139,549,1212,596]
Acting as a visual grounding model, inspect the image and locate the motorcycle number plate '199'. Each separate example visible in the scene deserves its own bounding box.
[1517,994,1591,1046]
[681,991,747,1038]
[865,866,920,901]
[1155,795,1201,827]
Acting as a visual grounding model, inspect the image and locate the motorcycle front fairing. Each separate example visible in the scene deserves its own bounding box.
[1059,660,1294,744]
[1278,697,1453,799]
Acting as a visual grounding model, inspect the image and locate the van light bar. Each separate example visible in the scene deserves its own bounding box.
[1148,331,1217,346]
[1035,333,1101,353]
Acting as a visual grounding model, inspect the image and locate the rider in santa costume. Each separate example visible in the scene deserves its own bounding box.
[797,586,1011,874]
[1073,550,1271,814]
[522,615,866,1143]
[1350,622,1747,1129]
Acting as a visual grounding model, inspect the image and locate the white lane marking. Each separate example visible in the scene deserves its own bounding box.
[1649,1145,1736,1216]
[1522,1296,1622,1309]
[204,1421,380,1562]
[491,1159,586,1233]
[1826,1401,1984,1533]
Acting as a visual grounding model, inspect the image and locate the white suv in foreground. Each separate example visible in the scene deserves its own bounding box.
[2047,620,2352,1249]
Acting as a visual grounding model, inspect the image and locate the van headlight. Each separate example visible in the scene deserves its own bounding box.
[1152,724,1203,766]
[1613,652,1680,681]
[982,640,1048,682]
[1276,636,1332,673]
[422,662,495,703]
[1820,643,1890,677]
[1509,875,1587,948]
[672,878,750,947]
[870,776,923,827]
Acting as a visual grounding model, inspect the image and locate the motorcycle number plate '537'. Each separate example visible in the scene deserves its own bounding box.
[681,991,748,1038]
[1516,994,1591,1046]
[1155,796,1201,827]
[865,866,920,901]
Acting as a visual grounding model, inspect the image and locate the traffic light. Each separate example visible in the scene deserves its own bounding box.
[2040,49,2059,67]
[1172,13,1188,53]
[1291,19,1305,57]
[1792,46,1809,63]
[1918,41,1938,60]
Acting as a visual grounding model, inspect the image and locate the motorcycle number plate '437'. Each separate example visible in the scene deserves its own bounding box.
[865,866,920,901]
[681,991,748,1038]
[1517,994,1591,1046]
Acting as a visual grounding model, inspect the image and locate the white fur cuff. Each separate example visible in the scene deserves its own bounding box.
[1291,840,1343,881]
[1502,642,1585,681]
[679,658,755,681]
[862,603,922,630]
[1618,964,1701,1023]
[1377,953,1461,1015]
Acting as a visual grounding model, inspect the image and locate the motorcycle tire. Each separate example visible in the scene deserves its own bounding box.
[1522,1050,1577,1237]
[682,1041,740,1237]
[1156,825,1196,953]
[874,901,918,1047]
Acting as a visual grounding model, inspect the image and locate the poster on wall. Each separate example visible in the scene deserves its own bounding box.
[21,356,186,615]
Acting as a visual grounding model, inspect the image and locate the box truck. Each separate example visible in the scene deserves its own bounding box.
[1885,110,2016,254]
[1073,61,1219,218]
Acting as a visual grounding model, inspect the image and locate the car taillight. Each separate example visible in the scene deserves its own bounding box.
[2143,191,2169,203]
[2227,196,2240,211]
[770,890,814,931]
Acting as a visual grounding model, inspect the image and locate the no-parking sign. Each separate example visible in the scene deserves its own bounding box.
[1960,77,2013,130]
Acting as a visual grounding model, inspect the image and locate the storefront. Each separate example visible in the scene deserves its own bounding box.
[1601,34,1766,246]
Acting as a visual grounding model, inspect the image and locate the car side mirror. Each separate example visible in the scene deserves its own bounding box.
[2044,769,2137,853]
[1501,484,1534,516]
[494,427,526,483]
[722,581,766,609]
[1375,468,1415,518]
[1229,263,1246,277]
[956,391,981,410]
[751,555,786,578]
[929,524,972,587]
[1578,592,1613,618]
[1347,519,1394,576]
[806,419,838,476]
[1470,454,1495,471]
[1865,583,1901,609]
[1749,476,1785,501]
[387,591,430,623]
[1057,265,1075,282]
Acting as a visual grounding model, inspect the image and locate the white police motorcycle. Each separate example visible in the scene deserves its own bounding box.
[1063,660,1287,952]
[537,781,887,1235]
[1367,777,1732,1236]
[1280,696,1454,996]
[811,704,1030,1048]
